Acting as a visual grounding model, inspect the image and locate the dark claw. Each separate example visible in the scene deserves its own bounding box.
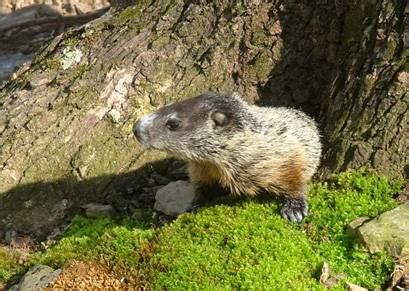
[280,196,308,223]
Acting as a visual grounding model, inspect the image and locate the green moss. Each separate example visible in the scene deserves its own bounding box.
[117,6,142,24]
[306,170,401,289]
[150,34,170,50]
[1,171,402,288]
[0,72,30,94]
[32,215,154,269]
[146,171,400,290]
[250,27,267,46]
[64,37,81,48]
[40,56,60,71]
[69,64,90,81]
[66,85,98,109]
[308,170,400,238]
[0,247,22,284]
[247,51,273,82]
[150,203,322,290]
[116,0,154,25]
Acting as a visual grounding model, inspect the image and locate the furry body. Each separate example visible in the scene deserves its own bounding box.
[133,92,322,222]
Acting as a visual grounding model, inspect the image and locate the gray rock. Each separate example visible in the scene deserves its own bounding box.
[346,282,368,291]
[347,216,370,237]
[81,203,116,218]
[154,180,198,216]
[14,265,61,291]
[355,202,409,257]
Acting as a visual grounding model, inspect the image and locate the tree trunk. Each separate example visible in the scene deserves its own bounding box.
[319,0,408,179]
[0,0,407,240]
[257,0,408,179]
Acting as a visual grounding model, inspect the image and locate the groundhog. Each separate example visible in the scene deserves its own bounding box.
[133,92,322,222]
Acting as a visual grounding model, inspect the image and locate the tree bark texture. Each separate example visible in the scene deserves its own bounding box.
[0,0,407,239]
[317,0,408,179]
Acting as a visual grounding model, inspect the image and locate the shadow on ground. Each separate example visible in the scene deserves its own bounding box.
[0,158,188,242]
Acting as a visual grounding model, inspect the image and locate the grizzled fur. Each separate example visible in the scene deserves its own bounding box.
[133,92,322,222]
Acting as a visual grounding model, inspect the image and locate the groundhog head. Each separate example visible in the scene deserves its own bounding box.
[133,92,248,159]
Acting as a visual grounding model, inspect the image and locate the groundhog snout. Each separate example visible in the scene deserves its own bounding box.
[133,113,158,148]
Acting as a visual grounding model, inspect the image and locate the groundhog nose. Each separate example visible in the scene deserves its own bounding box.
[133,113,157,148]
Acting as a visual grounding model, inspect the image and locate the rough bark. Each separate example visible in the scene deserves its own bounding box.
[257,0,408,179]
[0,0,407,240]
[319,0,408,179]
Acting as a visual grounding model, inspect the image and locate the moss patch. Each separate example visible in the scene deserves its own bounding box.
[32,215,154,269]
[305,171,401,288]
[147,171,400,290]
[150,203,322,290]
[1,171,402,288]
[116,0,155,26]
[0,247,22,284]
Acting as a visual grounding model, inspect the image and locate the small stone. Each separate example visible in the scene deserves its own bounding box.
[347,216,370,236]
[17,265,61,291]
[397,71,408,84]
[319,261,346,288]
[396,184,409,203]
[154,180,198,216]
[81,203,116,218]
[346,282,368,291]
[355,202,409,257]
[319,262,330,284]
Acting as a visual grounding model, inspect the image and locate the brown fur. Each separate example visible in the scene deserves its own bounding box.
[188,161,223,186]
[276,155,306,197]
[188,155,306,199]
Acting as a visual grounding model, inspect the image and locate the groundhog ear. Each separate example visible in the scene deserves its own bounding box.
[211,111,229,127]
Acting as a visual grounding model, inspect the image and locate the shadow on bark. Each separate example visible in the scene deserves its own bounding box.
[251,1,341,180]
[255,1,340,118]
[256,1,407,179]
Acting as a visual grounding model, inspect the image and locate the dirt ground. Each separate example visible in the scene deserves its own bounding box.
[46,261,142,290]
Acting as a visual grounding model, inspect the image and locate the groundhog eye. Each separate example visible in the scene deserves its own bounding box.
[166,119,181,131]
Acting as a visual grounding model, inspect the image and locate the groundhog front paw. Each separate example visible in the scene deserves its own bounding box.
[280,197,308,223]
